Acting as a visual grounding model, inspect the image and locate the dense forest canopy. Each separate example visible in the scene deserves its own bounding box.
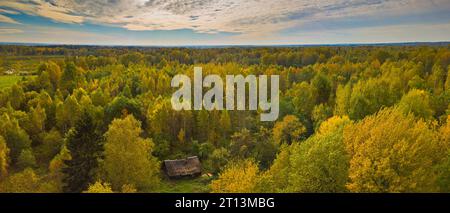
[0,44,449,192]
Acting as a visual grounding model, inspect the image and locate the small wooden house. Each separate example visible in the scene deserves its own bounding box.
[163,156,202,178]
[4,69,14,75]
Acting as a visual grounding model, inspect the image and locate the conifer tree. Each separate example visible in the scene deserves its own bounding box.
[62,111,103,192]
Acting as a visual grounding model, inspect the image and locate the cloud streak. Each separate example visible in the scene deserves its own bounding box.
[0,0,449,33]
[0,0,84,24]
[0,28,23,34]
[0,0,449,44]
[0,14,20,24]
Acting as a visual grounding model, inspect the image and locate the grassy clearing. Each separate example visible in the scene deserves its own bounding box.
[1,55,65,74]
[0,75,24,89]
[158,175,213,193]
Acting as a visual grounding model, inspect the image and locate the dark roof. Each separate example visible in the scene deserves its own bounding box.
[163,156,201,178]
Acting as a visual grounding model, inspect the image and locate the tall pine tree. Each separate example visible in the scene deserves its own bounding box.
[62,111,103,192]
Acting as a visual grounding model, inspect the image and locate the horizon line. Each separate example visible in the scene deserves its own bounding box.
[0,41,449,48]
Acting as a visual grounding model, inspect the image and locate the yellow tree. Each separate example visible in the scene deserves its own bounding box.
[0,168,46,192]
[211,159,259,193]
[437,116,450,192]
[103,115,160,191]
[260,116,351,192]
[272,115,306,144]
[83,181,113,193]
[344,107,448,192]
[48,145,71,192]
[397,89,434,119]
[0,136,9,179]
[257,144,292,192]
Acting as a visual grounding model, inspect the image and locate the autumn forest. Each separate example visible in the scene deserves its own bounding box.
[0,44,449,193]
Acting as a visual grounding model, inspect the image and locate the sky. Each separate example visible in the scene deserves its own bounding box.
[0,0,449,46]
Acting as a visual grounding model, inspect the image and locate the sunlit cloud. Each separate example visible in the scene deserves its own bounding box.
[0,26,117,44]
[1,0,449,33]
[0,0,84,24]
[0,8,20,15]
[0,28,23,34]
[0,0,449,44]
[0,14,20,24]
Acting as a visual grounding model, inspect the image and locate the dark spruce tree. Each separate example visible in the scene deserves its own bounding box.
[62,111,103,192]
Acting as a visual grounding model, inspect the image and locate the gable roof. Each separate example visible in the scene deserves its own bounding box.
[163,156,201,178]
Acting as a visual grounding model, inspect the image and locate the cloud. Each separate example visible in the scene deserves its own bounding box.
[283,22,450,44]
[0,25,115,44]
[0,0,84,24]
[0,0,449,38]
[0,8,19,15]
[0,28,23,34]
[0,7,20,24]
[0,14,20,24]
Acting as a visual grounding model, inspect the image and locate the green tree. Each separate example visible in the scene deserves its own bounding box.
[0,114,32,164]
[61,62,78,93]
[261,116,351,192]
[334,83,351,116]
[348,78,398,120]
[56,95,81,132]
[311,72,331,103]
[207,147,231,174]
[1,168,45,192]
[47,61,62,90]
[445,66,450,91]
[48,145,71,191]
[257,144,292,192]
[287,116,351,192]
[105,96,141,123]
[62,111,103,192]
[16,149,37,170]
[287,82,316,118]
[9,84,25,110]
[252,127,278,169]
[103,115,160,191]
[398,89,434,119]
[229,128,255,159]
[344,107,447,192]
[428,64,445,94]
[219,110,232,139]
[272,115,306,144]
[35,129,63,164]
[311,103,333,130]
[437,118,450,192]
[36,71,53,91]
[23,104,46,142]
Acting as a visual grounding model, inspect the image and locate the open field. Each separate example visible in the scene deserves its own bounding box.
[0,75,24,89]
[158,176,212,193]
[0,55,65,74]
